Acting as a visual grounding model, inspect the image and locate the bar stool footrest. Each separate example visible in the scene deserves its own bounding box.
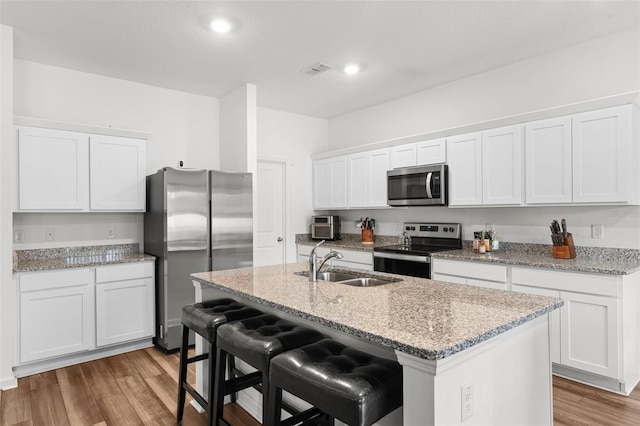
[281,407,325,426]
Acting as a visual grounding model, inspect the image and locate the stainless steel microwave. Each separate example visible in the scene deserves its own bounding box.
[387,164,448,206]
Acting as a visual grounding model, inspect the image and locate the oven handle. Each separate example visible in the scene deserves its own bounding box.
[373,252,430,263]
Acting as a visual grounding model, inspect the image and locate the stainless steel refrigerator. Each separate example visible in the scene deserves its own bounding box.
[144,167,253,351]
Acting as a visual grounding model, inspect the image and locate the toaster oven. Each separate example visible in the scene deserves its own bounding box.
[311,215,341,240]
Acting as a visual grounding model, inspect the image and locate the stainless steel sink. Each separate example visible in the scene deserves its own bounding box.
[296,270,401,286]
[315,271,360,282]
[339,277,396,287]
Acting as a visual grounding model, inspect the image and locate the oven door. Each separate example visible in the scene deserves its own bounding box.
[373,252,431,278]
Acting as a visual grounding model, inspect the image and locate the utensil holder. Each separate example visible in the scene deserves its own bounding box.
[552,233,576,259]
[361,229,374,244]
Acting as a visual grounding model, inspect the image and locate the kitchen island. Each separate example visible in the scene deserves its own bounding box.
[191,263,563,425]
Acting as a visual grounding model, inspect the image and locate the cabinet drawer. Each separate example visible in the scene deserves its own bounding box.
[20,268,92,292]
[511,267,619,297]
[96,262,154,283]
[432,259,507,283]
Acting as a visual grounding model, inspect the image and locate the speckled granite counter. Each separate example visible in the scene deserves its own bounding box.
[13,244,155,272]
[432,245,640,275]
[295,233,397,251]
[191,262,562,360]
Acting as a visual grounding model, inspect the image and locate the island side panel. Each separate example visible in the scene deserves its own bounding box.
[396,315,552,426]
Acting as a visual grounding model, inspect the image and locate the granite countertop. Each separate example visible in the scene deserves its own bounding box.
[191,262,563,361]
[297,234,640,275]
[432,247,640,275]
[13,244,155,273]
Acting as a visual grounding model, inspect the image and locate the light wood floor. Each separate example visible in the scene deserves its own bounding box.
[0,347,638,425]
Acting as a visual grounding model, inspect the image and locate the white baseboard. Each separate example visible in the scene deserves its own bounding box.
[1,375,18,390]
[13,339,153,378]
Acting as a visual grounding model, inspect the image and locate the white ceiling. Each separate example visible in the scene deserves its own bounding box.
[2,1,639,119]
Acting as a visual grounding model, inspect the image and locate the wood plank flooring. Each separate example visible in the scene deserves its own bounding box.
[1,347,638,425]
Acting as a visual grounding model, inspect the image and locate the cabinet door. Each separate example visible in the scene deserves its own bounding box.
[96,277,154,347]
[95,263,154,347]
[482,125,523,205]
[20,274,94,363]
[416,138,446,165]
[347,148,389,208]
[447,132,482,206]
[90,135,146,211]
[512,284,561,364]
[560,291,619,378]
[525,116,572,204]
[313,156,347,209]
[347,153,368,208]
[367,148,390,207]
[18,127,89,210]
[572,105,630,203]
[389,144,417,169]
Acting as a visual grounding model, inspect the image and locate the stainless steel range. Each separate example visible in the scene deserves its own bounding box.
[373,222,462,278]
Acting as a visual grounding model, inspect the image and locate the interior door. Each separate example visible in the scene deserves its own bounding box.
[256,160,285,266]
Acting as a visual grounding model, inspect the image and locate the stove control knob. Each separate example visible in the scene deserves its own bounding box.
[449,227,455,232]
[443,228,448,232]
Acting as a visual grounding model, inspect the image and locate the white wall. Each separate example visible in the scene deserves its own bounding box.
[326,28,640,249]
[257,107,328,261]
[329,27,640,149]
[0,24,17,389]
[12,60,221,247]
[15,60,220,174]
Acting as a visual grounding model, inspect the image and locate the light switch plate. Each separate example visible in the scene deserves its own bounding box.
[107,227,115,239]
[14,230,25,243]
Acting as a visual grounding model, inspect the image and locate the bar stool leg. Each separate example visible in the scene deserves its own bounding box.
[227,356,237,403]
[207,340,217,426]
[212,347,228,426]
[266,383,282,426]
[261,371,270,426]
[177,325,190,422]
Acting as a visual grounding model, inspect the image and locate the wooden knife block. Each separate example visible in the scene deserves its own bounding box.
[552,233,576,259]
[361,229,374,244]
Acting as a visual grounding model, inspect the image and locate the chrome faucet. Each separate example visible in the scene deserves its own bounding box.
[309,240,343,282]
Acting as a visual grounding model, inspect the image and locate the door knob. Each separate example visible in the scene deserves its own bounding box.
[277,237,283,242]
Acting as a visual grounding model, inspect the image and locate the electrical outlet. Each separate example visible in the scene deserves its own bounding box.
[461,382,474,421]
[107,227,115,239]
[14,230,25,243]
[45,228,55,241]
[591,224,604,239]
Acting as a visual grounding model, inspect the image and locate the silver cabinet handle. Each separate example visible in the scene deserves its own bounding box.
[426,172,433,199]
[277,237,283,242]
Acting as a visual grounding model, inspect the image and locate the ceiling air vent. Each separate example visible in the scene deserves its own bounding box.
[301,62,334,75]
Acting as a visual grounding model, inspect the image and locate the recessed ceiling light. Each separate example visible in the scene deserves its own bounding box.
[344,64,360,75]
[210,18,232,34]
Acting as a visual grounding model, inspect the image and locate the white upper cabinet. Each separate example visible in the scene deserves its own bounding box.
[348,148,389,208]
[416,138,446,165]
[389,138,447,170]
[447,132,483,206]
[482,125,523,205]
[18,127,147,212]
[313,156,348,210]
[90,135,146,211]
[525,116,572,204]
[389,144,417,169]
[572,105,631,203]
[19,127,90,210]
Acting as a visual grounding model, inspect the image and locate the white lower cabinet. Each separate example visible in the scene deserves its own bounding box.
[19,261,155,364]
[95,263,155,347]
[20,269,94,363]
[434,258,638,393]
[431,258,508,290]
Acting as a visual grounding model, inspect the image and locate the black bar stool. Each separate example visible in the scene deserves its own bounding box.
[267,339,403,426]
[177,299,263,425]
[212,314,325,425]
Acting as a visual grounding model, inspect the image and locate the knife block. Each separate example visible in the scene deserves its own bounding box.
[552,233,576,259]
[361,229,374,244]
